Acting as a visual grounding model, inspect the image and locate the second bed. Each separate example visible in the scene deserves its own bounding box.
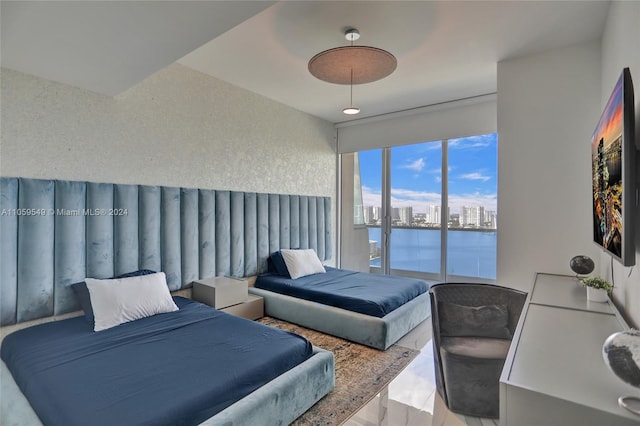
[251,258,431,350]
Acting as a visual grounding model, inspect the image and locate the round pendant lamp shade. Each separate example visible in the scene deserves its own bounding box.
[308,28,396,115]
[308,46,397,85]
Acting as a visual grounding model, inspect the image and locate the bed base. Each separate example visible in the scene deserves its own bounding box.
[1,347,334,426]
[249,288,431,350]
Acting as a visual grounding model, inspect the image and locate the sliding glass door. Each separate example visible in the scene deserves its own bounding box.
[352,133,497,282]
[446,135,497,280]
[357,149,385,271]
[388,142,442,277]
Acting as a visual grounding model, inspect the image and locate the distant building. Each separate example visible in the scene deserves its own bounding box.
[461,206,485,227]
[449,213,460,227]
[363,206,382,224]
[398,206,413,226]
[426,204,440,224]
[485,210,497,228]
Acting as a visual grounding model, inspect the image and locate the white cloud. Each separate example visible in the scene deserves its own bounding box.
[459,172,491,182]
[449,192,497,213]
[449,134,495,149]
[361,185,381,207]
[401,158,426,172]
[391,188,441,202]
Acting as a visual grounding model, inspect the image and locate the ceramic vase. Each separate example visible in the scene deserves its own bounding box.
[587,286,608,303]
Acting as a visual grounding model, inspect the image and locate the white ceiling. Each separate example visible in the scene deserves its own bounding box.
[0,1,275,95]
[2,1,610,124]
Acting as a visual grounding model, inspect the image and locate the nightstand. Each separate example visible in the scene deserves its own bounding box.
[192,276,248,309]
[221,294,264,320]
[192,276,264,320]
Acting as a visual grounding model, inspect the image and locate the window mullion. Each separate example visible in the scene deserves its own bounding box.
[441,139,448,282]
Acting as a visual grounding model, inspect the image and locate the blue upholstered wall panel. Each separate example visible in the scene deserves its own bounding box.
[139,186,162,272]
[215,191,231,277]
[299,196,309,249]
[324,198,332,260]
[244,193,258,277]
[268,194,280,255]
[0,177,332,325]
[308,197,318,255]
[17,179,55,322]
[257,193,269,273]
[114,184,139,276]
[54,180,86,315]
[86,183,114,279]
[279,195,290,249]
[161,187,182,291]
[181,188,199,286]
[230,192,245,278]
[316,198,326,261]
[199,190,216,279]
[290,195,300,249]
[1,178,18,325]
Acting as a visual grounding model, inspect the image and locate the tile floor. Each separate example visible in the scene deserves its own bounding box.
[343,319,498,426]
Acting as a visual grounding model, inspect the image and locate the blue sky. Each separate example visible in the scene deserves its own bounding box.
[358,133,497,215]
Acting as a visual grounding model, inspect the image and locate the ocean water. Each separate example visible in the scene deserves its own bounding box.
[368,227,497,279]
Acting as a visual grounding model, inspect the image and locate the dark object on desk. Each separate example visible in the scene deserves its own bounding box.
[570,255,595,277]
[430,283,527,418]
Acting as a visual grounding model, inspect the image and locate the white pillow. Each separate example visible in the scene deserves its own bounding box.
[280,249,326,279]
[85,272,179,332]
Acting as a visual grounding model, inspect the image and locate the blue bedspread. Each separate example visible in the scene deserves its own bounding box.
[255,267,428,317]
[1,297,312,426]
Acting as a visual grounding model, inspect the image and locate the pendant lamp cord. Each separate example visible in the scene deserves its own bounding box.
[350,68,354,107]
[350,36,354,108]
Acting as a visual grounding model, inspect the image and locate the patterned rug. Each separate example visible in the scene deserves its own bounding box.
[258,317,420,425]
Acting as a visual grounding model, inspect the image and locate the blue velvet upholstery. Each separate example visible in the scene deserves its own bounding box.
[86,182,114,279]
[18,179,55,323]
[0,177,332,325]
[54,180,86,315]
[244,193,258,277]
[199,189,216,278]
[250,288,431,350]
[139,185,162,272]
[0,178,18,325]
[181,188,200,286]
[162,186,182,290]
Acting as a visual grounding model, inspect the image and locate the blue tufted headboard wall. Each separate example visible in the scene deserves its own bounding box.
[0,177,332,326]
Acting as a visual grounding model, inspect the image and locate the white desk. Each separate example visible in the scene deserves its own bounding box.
[499,273,639,426]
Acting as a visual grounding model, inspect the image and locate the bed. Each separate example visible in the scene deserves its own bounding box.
[1,178,336,425]
[250,249,431,350]
[1,295,334,426]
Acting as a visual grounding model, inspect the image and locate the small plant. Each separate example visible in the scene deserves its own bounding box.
[581,276,613,292]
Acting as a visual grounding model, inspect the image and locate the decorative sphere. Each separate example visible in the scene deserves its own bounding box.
[603,329,640,388]
[569,255,595,276]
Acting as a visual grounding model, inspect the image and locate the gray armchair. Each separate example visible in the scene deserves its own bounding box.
[429,283,527,418]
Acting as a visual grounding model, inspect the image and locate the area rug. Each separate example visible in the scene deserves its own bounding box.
[258,317,420,425]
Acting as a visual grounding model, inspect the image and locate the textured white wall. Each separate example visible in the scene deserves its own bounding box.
[496,42,602,291]
[601,1,640,327]
[1,64,336,198]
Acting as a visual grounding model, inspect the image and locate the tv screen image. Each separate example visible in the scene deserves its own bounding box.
[591,67,636,266]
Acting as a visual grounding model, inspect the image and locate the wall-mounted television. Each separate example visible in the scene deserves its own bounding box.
[592,67,636,266]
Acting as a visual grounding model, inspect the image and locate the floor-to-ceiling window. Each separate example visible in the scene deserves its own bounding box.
[446,134,497,280]
[353,133,497,282]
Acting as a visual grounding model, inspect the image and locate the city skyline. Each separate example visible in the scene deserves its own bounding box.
[363,204,497,229]
[358,133,498,216]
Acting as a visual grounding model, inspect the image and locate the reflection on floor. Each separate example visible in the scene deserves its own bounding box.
[343,319,498,426]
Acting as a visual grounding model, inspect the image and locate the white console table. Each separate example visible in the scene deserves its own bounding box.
[499,273,640,426]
